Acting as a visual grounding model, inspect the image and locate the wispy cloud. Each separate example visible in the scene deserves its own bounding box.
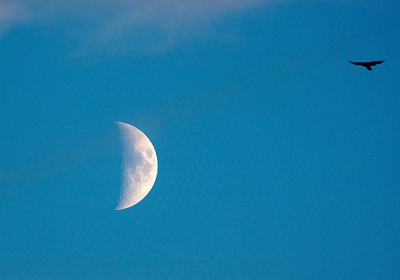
[0,0,275,54]
[0,1,29,30]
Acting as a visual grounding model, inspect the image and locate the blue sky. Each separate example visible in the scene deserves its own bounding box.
[1,0,399,279]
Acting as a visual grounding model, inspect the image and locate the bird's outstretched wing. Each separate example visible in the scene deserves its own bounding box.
[369,60,384,66]
[349,60,363,66]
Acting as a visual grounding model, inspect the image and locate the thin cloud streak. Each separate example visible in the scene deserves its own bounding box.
[0,1,29,30]
[0,0,277,53]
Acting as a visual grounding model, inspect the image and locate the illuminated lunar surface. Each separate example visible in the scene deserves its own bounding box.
[116,122,158,210]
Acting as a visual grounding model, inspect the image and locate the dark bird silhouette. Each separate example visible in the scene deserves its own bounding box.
[349,60,384,71]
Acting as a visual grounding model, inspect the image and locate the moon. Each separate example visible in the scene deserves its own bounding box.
[116,122,158,210]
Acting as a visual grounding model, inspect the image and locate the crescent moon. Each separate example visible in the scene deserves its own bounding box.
[116,122,158,210]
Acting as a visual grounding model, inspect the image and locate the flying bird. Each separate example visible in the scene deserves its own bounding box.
[349,60,384,71]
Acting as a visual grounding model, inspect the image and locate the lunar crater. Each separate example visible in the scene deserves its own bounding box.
[146,149,153,158]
